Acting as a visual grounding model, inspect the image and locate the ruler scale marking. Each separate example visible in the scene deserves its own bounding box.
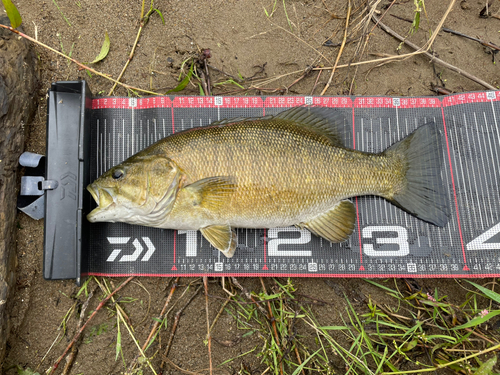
[474,113,494,225]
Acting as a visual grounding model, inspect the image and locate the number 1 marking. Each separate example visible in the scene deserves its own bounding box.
[178,230,198,256]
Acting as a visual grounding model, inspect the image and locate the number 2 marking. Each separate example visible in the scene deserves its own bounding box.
[268,227,312,257]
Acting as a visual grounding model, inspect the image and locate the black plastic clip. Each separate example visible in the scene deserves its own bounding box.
[18,152,46,220]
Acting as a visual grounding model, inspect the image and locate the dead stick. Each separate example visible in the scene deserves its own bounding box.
[208,297,230,334]
[204,61,212,96]
[286,66,314,92]
[259,277,283,375]
[372,15,496,90]
[310,69,323,95]
[199,70,209,96]
[442,27,500,52]
[294,345,306,375]
[108,2,157,95]
[161,285,203,367]
[206,64,242,82]
[143,277,180,350]
[126,277,180,374]
[465,327,497,345]
[259,278,280,347]
[204,277,213,375]
[313,0,454,72]
[142,277,180,350]
[162,356,205,375]
[320,0,351,95]
[61,291,94,375]
[0,24,162,96]
[108,22,144,95]
[231,277,268,317]
[47,276,134,374]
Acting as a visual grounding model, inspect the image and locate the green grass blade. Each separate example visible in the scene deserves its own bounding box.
[364,279,400,297]
[292,349,321,375]
[75,277,92,298]
[2,0,22,28]
[214,79,244,89]
[375,345,388,374]
[91,31,111,63]
[115,317,122,361]
[218,346,257,366]
[282,0,293,32]
[452,310,500,330]
[153,8,164,24]
[317,326,350,331]
[467,281,500,304]
[166,61,194,94]
[474,355,497,375]
[52,0,71,26]
[16,366,41,375]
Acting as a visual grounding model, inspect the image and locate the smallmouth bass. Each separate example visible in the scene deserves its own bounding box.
[87,107,449,257]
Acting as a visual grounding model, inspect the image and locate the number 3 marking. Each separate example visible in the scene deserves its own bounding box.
[362,226,409,257]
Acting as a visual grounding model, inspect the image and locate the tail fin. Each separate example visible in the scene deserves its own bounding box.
[384,122,450,227]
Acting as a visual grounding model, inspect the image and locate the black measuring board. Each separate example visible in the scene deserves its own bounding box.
[77,92,500,277]
[76,91,500,278]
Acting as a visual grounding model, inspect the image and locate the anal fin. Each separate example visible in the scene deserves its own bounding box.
[302,200,356,243]
[200,225,237,258]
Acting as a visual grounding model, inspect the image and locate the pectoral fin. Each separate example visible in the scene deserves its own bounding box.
[200,225,237,258]
[184,176,237,211]
[303,200,356,243]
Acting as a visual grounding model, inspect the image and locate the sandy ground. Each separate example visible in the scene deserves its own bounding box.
[3,0,500,374]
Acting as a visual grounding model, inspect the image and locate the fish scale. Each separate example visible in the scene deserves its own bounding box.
[159,120,393,225]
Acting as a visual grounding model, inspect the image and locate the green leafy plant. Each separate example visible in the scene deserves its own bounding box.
[16,367,40,375]
[2,0,22,28]
[90,31,111,63]
[165,59,194,94]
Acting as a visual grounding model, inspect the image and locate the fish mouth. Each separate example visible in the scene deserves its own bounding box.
[87,184,115,222]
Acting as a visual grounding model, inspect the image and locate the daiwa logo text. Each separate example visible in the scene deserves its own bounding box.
[106,237,155,262]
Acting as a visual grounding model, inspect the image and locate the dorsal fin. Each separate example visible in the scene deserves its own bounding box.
[274,107,347,146]
[209,107,347,146]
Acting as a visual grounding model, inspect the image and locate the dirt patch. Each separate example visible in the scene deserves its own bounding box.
[3,0,500,374]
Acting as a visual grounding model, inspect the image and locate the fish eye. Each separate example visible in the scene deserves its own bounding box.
[112,169,125,180]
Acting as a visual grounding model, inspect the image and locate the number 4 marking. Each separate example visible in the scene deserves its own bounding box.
[466,223,500,250]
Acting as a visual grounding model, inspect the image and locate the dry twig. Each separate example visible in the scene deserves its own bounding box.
[162,356,205,375]
[372,14,496,90]
[259,278,283,375]
[160,284,203,368]
[0,24,161,96]
[47,276,134,374]
[204,277,213,375]
[313,0,456,72]
[320,0,352,95]
[61,291,93,375]
[108,1,160,95]
[126,277,180,374]
[443,27,500,52]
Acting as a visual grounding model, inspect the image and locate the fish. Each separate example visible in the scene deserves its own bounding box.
[87,107,450,258]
